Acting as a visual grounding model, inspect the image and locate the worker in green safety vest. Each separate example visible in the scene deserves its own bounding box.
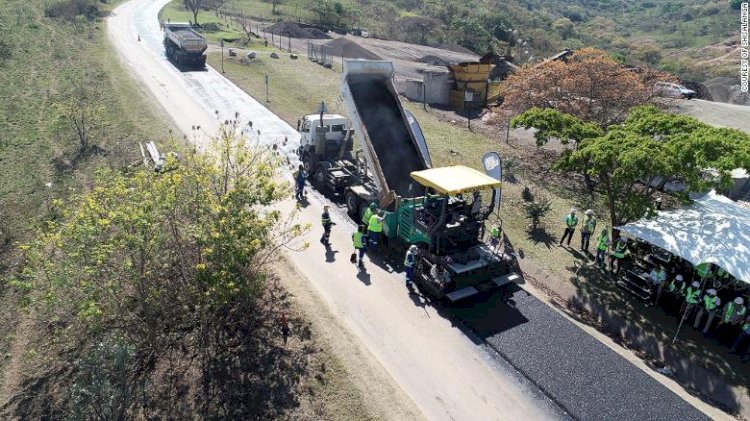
[351,225,367,270]
[489,225,501,253]
[580,209,596,253]
[695,262,714,281]
[609,237,628,275]
[667,274,686,295]
[367,211,384,247]
[648,265,667,305]
[594,229,610,269]
[559,207,578,247]
[681,281,702,319]
[729,315,750,361]
[694,288,721,335]
[718,297,747,328]
[362,202,377,228]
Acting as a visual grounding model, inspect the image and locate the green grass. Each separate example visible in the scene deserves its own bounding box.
[158,1,245,42]
[207,47,344,124]
[212,37,750,400]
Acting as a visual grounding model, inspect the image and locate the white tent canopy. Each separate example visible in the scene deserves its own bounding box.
[617,191,750,284]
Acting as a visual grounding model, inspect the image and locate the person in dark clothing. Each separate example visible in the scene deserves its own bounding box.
[294,164,307,201]
[559,208,578,246]
[320,205,334,247]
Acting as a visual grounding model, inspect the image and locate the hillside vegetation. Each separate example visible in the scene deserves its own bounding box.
[222,0,740,80]
[1,0,376,419]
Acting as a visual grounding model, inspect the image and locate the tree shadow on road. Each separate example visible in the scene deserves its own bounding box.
[563,260,746,415]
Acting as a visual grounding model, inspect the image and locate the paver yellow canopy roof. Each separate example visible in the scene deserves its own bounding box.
[410,165,501,195]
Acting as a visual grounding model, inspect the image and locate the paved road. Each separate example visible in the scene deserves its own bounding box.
[452,287,710,421]
[108,2,720,420]
[108,1,565,420]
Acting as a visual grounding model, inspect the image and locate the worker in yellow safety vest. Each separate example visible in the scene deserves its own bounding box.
[667,274,686,296]
[362,202,377,227]
[681,281,702,319]
[367,211,384,247]
[609,237,627,275]
[594,229,610,269]
[695,262,713,281]
[694,288,721,335]
[720,297,747,325]
[559,208,578,247]
[489,225,501,253]
[351,225,367,269]
[580,209,596,253]
[648,265,667,305]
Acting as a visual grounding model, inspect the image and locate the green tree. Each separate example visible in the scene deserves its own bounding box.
[552,17,575,40]
[633,44,662,67]
[547,106,750,228]
[19,124,309,395]
[511,107,602,148]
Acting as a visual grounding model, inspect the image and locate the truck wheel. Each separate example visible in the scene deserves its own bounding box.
[314,168,326,190]
[345,192,360,218]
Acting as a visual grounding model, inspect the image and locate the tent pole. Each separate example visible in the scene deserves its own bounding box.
[671,310,688,346]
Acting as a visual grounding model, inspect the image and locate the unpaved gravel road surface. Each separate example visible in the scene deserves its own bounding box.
[670,98,750,134]
[108,1,565,419]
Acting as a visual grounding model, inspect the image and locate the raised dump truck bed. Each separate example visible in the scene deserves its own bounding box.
[163,23,207,68]
[341,60,429,205]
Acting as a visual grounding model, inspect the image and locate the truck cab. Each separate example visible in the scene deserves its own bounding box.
[297,114,349,147]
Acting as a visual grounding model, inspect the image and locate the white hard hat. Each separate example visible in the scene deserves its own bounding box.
[570,207,577,213]
[585,209,593,215]
[692,281,700,288]
[675,274,683,281]
[735,297,745,305]
[409,245,418,252]
[707,288,717,295]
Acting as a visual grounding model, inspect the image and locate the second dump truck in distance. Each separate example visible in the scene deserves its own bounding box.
[163,23,207,68]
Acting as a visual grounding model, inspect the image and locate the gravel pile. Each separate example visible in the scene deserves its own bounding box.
[322,37,381,60]
[266,21,330,39]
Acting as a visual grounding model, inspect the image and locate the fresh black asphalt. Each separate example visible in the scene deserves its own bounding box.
[450,285,710,421]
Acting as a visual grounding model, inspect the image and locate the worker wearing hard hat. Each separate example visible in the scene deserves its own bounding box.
[694,288,722,335]
[716,297,748,340]
[594,228,610,269]
[580,209,596,253]
[367,211,385,247]
[648,265,667,305]
[362,202,377,227]
[559,207,578,247]
[681,281,702,319]
[404,245,418,289]
[609,237,628,276]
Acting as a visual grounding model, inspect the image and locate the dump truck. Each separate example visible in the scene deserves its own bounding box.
[298,59,517,301]
[163,23,207,68]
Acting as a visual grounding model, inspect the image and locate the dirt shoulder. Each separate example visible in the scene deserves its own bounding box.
[274,257,424,421]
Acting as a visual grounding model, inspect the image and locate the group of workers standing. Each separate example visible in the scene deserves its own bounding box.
[559,207,750,360]
[319,201,419,288]
[559,207,628,275]
[648,262,750,359]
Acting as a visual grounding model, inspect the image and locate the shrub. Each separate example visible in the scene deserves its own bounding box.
[524,194,552,231]
[521,185,534,202]
[44,0,100,21]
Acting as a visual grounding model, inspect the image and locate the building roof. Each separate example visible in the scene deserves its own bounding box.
[410,165,501,194]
